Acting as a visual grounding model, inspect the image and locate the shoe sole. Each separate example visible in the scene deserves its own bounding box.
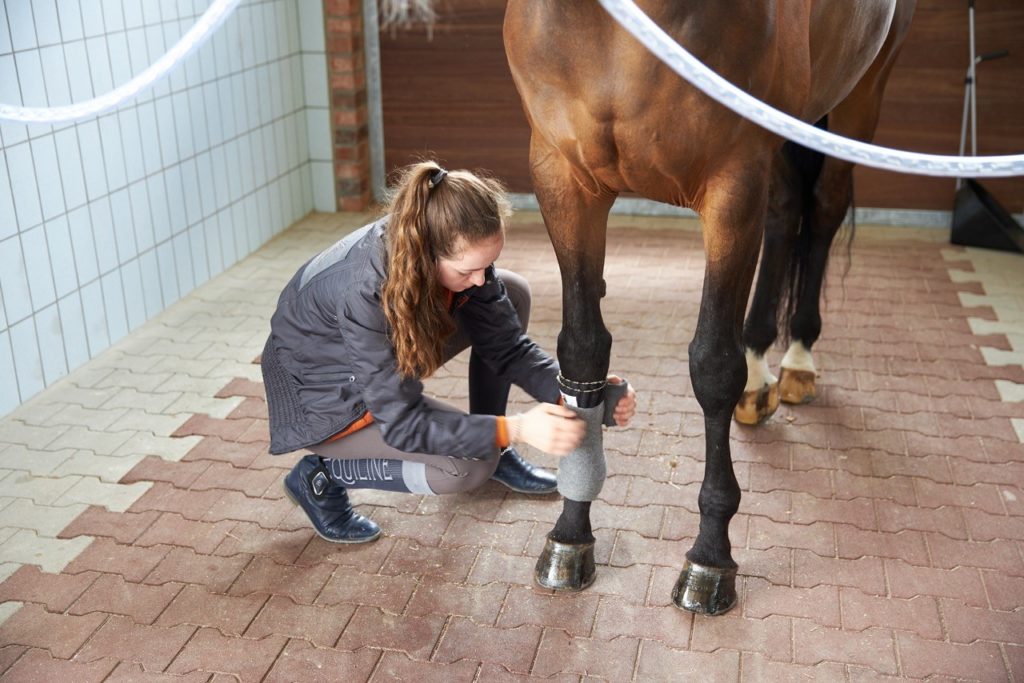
[283,480,382,544]
[492,480,559,495]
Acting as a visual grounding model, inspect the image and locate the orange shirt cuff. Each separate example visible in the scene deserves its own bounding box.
[495,415,510,448]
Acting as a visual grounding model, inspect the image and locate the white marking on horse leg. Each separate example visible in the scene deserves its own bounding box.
[781,341,816,374]
[744,348,778,392]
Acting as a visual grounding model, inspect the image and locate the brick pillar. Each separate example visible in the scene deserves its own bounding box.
[325,0,372,211]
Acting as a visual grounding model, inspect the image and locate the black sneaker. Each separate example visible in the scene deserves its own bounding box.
[490,447,558,494]
[283,455,381,543]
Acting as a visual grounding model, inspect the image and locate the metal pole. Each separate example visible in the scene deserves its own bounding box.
[363,0,387,203]
[968,0,978,157]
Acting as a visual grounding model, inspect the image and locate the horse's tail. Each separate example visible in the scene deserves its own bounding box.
[778,115,855,344]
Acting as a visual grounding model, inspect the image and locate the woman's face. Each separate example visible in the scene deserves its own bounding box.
[436,232,504,292]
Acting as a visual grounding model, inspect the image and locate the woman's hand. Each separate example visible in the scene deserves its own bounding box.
[509,403,585,456]
[607,375,636,427]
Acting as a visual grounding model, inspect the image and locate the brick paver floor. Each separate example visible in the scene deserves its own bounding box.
[0,211,1021,681]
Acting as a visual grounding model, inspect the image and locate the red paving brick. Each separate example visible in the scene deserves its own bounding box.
[166,627,287,680]
[67,572,183,624]
[0,223,1022,680]
[74,616,196,671]
[0,565,98,612]
[1,648,117,682]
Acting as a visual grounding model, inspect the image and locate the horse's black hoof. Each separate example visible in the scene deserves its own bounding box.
[671,560,738,615]
[534,537,596,591]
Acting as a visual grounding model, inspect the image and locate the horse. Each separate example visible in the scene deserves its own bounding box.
[503,0,916,614]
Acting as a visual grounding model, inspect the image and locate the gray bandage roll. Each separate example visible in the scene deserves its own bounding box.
[556,402,606,501]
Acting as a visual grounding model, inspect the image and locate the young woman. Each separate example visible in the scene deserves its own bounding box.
[262,162,636,543]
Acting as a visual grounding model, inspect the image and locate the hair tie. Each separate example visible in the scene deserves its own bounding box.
[428,168,448,189]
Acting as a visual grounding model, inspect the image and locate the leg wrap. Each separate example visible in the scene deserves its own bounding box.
[556,402,606,502]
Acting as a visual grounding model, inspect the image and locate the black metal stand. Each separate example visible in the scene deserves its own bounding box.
[950,0,1022,254]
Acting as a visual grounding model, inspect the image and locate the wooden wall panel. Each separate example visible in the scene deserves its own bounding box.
[380,1,1023,213]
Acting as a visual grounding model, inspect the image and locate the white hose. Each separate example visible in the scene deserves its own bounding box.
[598,0,1024,178]
[0,0,241,125]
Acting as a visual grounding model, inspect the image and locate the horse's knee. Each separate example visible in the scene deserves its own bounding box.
[557,325,612,372]
[689,341,746,416]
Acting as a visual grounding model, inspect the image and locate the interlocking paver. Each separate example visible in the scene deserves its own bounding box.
[228,555,334,603]
[74,616,196,671]
[370,652,480,682]
[0,471,80,505]
[68,572,183,624]
[62,538,170,582]
[380,540,479,583]
[792,619,897,675]
[262,640,380,683]
[497,586,600,637]
[0,530,93,573]
[1,647,117,682]
[57,506,160,544]
[634,641,739,683]
[50,451,147,482]
[534,630,640,680]
[336,606,446,661]
[53,477,151,512]
[46,426,138,456]
[592,595,692,648]
[244,594,355,647]
[156,584,269,636]
[404,575,509,625]
[0,499,87,537]
[166,627,287,680]
[433,618,542,673]
[885,559,989,607]
[0,603,105,658]
[112,432,202,462]
[0,445,74,477]
[897,631,1007,680]
[0,565,97,612]
[316,570,417,614]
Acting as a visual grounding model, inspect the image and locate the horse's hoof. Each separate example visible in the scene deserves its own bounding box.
[779,368,816,404]
[671,560,738,616]
[534,537,596,592]
[733,382,779,425]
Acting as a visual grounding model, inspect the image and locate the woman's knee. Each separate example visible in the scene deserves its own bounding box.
[426,454,500,494]
[497,269,532,331]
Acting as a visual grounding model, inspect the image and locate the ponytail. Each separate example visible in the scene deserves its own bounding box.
[381,162,511,379]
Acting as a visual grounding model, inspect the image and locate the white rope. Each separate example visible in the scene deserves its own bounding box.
[0,0,241,125]
[598,0,1024,178]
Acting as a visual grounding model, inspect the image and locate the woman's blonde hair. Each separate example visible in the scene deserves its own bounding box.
[381,161,512,379]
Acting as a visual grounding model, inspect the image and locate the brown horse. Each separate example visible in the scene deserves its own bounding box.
[504,0,916,614]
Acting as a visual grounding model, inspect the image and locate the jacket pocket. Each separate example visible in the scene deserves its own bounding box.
[302,369,356,384]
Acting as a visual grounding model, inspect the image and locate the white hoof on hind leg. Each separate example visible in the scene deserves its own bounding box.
[735,350,779,425]
[780,341,817,404]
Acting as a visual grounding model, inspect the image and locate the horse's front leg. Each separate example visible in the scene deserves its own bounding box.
[530,146,617,592]
[674,164,767,615]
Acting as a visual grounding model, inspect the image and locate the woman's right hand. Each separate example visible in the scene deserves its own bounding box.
[512,404,585,456]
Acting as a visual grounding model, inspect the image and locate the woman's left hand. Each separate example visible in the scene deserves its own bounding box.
[607,375,637,427]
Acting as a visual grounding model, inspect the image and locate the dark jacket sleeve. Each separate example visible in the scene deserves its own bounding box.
[455,268,561,404]
[336,276,499,459]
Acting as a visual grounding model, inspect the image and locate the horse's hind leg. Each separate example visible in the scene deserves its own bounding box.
[674,160,767,615]
[735,148,810,424]
[777,154,853,405]
[777,4,913,407]
[529,142,617,592]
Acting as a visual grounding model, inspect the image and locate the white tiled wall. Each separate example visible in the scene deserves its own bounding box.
[0,0,333,416]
